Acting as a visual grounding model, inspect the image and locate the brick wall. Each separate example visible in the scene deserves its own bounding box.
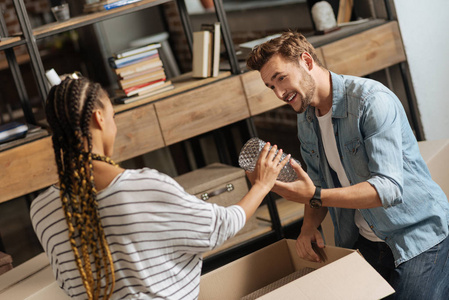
[0,0,51,61]
[161,2,191,73]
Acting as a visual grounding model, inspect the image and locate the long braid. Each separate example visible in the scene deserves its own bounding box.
[45,77,116,299]
[81,83,108,299]
[56,79,93,297]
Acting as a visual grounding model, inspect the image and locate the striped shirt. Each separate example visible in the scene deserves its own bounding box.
[30,168,246,299]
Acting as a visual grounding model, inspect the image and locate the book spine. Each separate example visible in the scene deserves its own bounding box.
[212,22,221,77]
[115,43,161,59]
[112,49,158,67]
[119,71,166,89]
[103,0,142,10]
[200,23,221,78]
[113,54,160,75]
[192,31,212,78]
[123,78,165,95]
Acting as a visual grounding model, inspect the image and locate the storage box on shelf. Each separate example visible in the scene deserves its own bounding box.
[174,163,272,258]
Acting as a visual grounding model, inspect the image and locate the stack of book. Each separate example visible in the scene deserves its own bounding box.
[84,0,142,13]
[192,22,221,79]
[110,43,174,104]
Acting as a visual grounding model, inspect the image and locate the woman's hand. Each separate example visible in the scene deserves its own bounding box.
[250,143,290,193]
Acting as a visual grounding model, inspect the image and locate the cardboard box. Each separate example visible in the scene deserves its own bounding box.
[199,239,394,299]
[174,163,272,257]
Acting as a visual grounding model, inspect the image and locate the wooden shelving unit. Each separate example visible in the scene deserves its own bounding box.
[0,0,240,203]
[0,0,420,272]
[33,0,172,39]
[0,36,22,50]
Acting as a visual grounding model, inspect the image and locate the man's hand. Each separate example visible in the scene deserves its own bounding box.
[272,159,315,204]
[296,225,325,262]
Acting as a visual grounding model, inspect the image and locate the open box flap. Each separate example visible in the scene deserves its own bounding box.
[259,251,395,299]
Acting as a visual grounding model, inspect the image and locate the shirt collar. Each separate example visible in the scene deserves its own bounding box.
[303,71,348,122]
[330,71,348,118]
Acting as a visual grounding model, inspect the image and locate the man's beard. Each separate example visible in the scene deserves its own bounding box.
[295,67,316,114]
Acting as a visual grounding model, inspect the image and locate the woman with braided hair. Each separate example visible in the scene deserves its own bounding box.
[30,77,289,299]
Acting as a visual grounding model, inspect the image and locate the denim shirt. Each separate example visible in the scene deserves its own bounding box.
[297,72,449,266]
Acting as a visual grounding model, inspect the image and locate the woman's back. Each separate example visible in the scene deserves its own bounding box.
[30,168,246,299]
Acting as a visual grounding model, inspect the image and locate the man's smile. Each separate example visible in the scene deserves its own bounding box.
[285,92,297,103]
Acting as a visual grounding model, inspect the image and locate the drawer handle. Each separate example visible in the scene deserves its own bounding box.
[201,183,234,201]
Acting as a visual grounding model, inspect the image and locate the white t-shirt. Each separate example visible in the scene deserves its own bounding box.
[30,168,246,299]
[317,108,382,242]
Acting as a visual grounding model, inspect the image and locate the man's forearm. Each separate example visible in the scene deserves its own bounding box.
[321,181,382,209]
[302,206,328,229]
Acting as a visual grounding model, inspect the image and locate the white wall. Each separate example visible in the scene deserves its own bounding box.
[394,0,449,140]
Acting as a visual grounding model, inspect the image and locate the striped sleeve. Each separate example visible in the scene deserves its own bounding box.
[208,204,246,250]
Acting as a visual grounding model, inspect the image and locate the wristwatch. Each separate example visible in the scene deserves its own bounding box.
[309,187,322,209]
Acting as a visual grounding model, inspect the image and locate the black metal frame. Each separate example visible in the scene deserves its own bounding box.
[0,3,36,124]
[212,0,240,74]
[13,0,49,106]
[4,0,241,121]
[176,0,240,75]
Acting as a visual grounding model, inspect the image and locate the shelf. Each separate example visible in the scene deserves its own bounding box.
[155,74,249,145]
[113,71,232,113]
[237,18,388,62]
[0,127,49,152]
[257,198,305,227]
[32,0,172,39]
[188,0,306,15]
[0,53,29,71]
[0,36,24,51]
[0,135,57,204]
[306,18,388,47]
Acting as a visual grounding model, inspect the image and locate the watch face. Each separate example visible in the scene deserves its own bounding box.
[310,199,322,209]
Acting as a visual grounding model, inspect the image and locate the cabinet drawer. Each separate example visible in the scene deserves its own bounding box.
[241,70,285,116]
[0,137,57,203]
[113,104,164,162]
[321,21,406,77]
[156,76,249,145]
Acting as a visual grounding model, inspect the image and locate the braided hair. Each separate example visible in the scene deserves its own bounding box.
[46,77,116,299]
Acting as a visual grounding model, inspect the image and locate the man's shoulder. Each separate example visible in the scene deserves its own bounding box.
[339,73,391,99]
